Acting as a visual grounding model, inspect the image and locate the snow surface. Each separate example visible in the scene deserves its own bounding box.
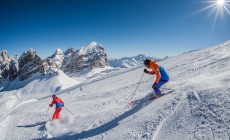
[0,40,230,140]
[67,66,118,83]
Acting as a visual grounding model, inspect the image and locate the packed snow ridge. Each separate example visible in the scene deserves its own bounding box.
[0,40,229,140]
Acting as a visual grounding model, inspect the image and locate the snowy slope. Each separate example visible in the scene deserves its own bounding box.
[67,66,117,82]
[0,40,230,140]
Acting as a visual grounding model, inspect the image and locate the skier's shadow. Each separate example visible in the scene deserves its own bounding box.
[52,95,153,140]
[17,121,46,128]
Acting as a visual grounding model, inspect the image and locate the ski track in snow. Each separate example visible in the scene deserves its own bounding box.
[0,41,230,139]
[0,99,47,140]
[0,66,150,139]
[152,93,186,140]
[0,99,38,122]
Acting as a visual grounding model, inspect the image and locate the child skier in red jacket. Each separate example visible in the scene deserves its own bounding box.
[49,95,64,120]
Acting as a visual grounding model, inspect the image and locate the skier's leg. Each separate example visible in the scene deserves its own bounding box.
[153,87,161,96]
[157,80,168,88]
[52,113,57,120]
[52,108,59,120]
[56,108,62,119]
[153,80,168,96]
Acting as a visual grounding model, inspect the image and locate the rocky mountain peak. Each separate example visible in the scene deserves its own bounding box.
[18,49,42,80]
[0,50,9,61]
[0,42,109,82]
[61,42,108,73]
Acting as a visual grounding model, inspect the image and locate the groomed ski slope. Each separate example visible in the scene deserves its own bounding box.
[0,40,230,140]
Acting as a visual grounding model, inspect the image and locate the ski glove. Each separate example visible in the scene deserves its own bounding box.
[152,82,158,88]
[49,104,52,107]
[144,69,148,73]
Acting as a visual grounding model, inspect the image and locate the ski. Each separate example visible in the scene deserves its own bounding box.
[129,89,175,105]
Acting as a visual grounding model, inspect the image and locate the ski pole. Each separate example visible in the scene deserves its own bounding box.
[130,72,145,101]
[46,107,50,116]
[64,106,75,116]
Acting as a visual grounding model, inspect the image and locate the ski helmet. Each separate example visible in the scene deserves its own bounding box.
[144,59,150,66]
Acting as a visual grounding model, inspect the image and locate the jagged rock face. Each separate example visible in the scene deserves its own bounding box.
[61,48,76,73]
[64,48,76,56]
[0,50,9,62]
[0,50,10,79]
[61,42,108,73]
[18,49,42,81]
[0,51,19,81]
[9,57,19,81]
[44,48,65,71]
[0,42,109,81]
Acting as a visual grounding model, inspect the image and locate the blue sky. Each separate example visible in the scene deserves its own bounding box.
[0,0,230,59]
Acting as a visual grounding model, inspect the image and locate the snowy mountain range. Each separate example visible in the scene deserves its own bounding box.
[0,42,109,85]
[108,54,163,68]
[0,40,229,139]
[0,41,164,87]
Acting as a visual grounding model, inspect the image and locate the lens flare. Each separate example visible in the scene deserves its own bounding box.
[193,0,230,30]
[217,0,225,6]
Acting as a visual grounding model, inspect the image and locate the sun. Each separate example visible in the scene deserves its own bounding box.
[195,0,230,24]
[217,0,225,6]
[196,0,230,17]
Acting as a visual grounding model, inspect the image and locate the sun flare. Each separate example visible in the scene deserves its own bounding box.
[217,0,225,6]
[195,0,230,26]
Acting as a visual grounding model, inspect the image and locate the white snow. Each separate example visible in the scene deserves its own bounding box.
[0,40,230,140]
[67,66,117,82]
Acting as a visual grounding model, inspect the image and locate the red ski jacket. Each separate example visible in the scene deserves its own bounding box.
[50,97,64,108]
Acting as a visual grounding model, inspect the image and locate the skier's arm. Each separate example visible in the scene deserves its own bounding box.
[148,71,155,75]
[144,69,155,75]
[49,100,55,107]
[60,99,64,106]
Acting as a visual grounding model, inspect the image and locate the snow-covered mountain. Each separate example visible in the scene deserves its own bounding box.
[61,48,76,72]
[0,50,19,81]
[47,48,65,69]
[18,49,43,81]
[61,42,109,73]
[0,40,229,139]
[108,54,162,68]
[0,42,109,85]
[0,49,43,82]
